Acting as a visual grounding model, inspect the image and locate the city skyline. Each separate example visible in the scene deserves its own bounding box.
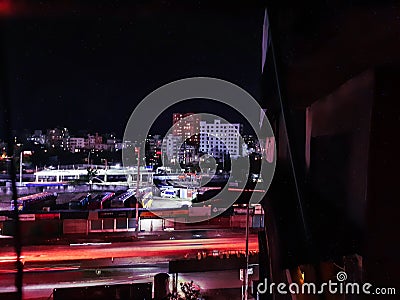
[0,1,397,299]
[2,98,260,139]
[0,2,263,138]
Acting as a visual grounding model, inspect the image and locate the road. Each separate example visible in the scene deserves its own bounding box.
[0,265,256,299]
[0,236,258,263]
[0,235,259,299]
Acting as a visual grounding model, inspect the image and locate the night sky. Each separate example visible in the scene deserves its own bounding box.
[1,1,265,138]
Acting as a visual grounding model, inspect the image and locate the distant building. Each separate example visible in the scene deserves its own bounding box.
[47,127,69,150]
[104,134,120,152]
[27,130,46,145]
[94,143,112,151]
[84,133,102,150]
[242,134,261,156]
[199,119,242,160]
[114,141,123,151]
[69,133,116,153]
[172,113,200,146]
[145,135,163,168]
[69,137,85,152]
[178,143,199,165]
[105,139,118,152]
[162,134,182,164]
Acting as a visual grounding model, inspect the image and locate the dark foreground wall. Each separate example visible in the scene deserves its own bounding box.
[364,66,400,289]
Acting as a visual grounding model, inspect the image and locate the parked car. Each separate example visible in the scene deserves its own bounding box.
[160,189,176,198]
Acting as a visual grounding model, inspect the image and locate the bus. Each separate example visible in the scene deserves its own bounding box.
[11,192,57,211]
[111,190,142,208]
[69,194,92,210]
[160,188,176,198]
[88,192,115,210]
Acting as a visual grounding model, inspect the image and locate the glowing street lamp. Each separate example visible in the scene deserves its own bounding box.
[135,147,140,232]
[19,151,32,185]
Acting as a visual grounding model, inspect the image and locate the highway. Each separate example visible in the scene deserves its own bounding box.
[0,236,258,263]
[0,234,259,299]
[0,264,253,299]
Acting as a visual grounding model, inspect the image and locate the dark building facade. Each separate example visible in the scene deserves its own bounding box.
[261,1,400,298]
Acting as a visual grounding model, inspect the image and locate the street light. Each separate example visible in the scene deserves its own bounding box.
[19,151,23,185]
[19,150,32,185]
[243,201,250,300]
[135,146,140,232]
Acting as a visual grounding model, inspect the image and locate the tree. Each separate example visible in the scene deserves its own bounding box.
[86,167,98,192]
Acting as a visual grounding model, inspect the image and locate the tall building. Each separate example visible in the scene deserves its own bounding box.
[145,134,163,168]
[69,137,85,153]
[199,119,242,160]
[47,127,69,150]
[161,134,182,164]
[172,113,200,146]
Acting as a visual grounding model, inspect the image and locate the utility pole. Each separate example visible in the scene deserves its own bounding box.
[19,151,22,185]
[1,18,24,298]
[243,201,250,300]
[104,159,108,182]
[87,151,91,167]
[135,146,140,232]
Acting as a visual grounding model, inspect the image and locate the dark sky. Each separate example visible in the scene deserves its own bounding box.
[1,1,265,138]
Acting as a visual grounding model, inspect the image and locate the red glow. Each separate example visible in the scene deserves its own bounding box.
[0,0,11,15]
[35,213,60,220]
[0,237,258,263]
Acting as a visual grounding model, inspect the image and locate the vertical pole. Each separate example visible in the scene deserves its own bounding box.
[0,17,23,299]
[172,273,176,294]
[135,147,140,232]
[104,159,108,183]
[19,151,22,185]
[175,273,178,293]
[305,107,312,172]
[244,202,250,300]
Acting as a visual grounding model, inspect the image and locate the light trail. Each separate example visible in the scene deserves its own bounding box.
[0,236,258,263]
